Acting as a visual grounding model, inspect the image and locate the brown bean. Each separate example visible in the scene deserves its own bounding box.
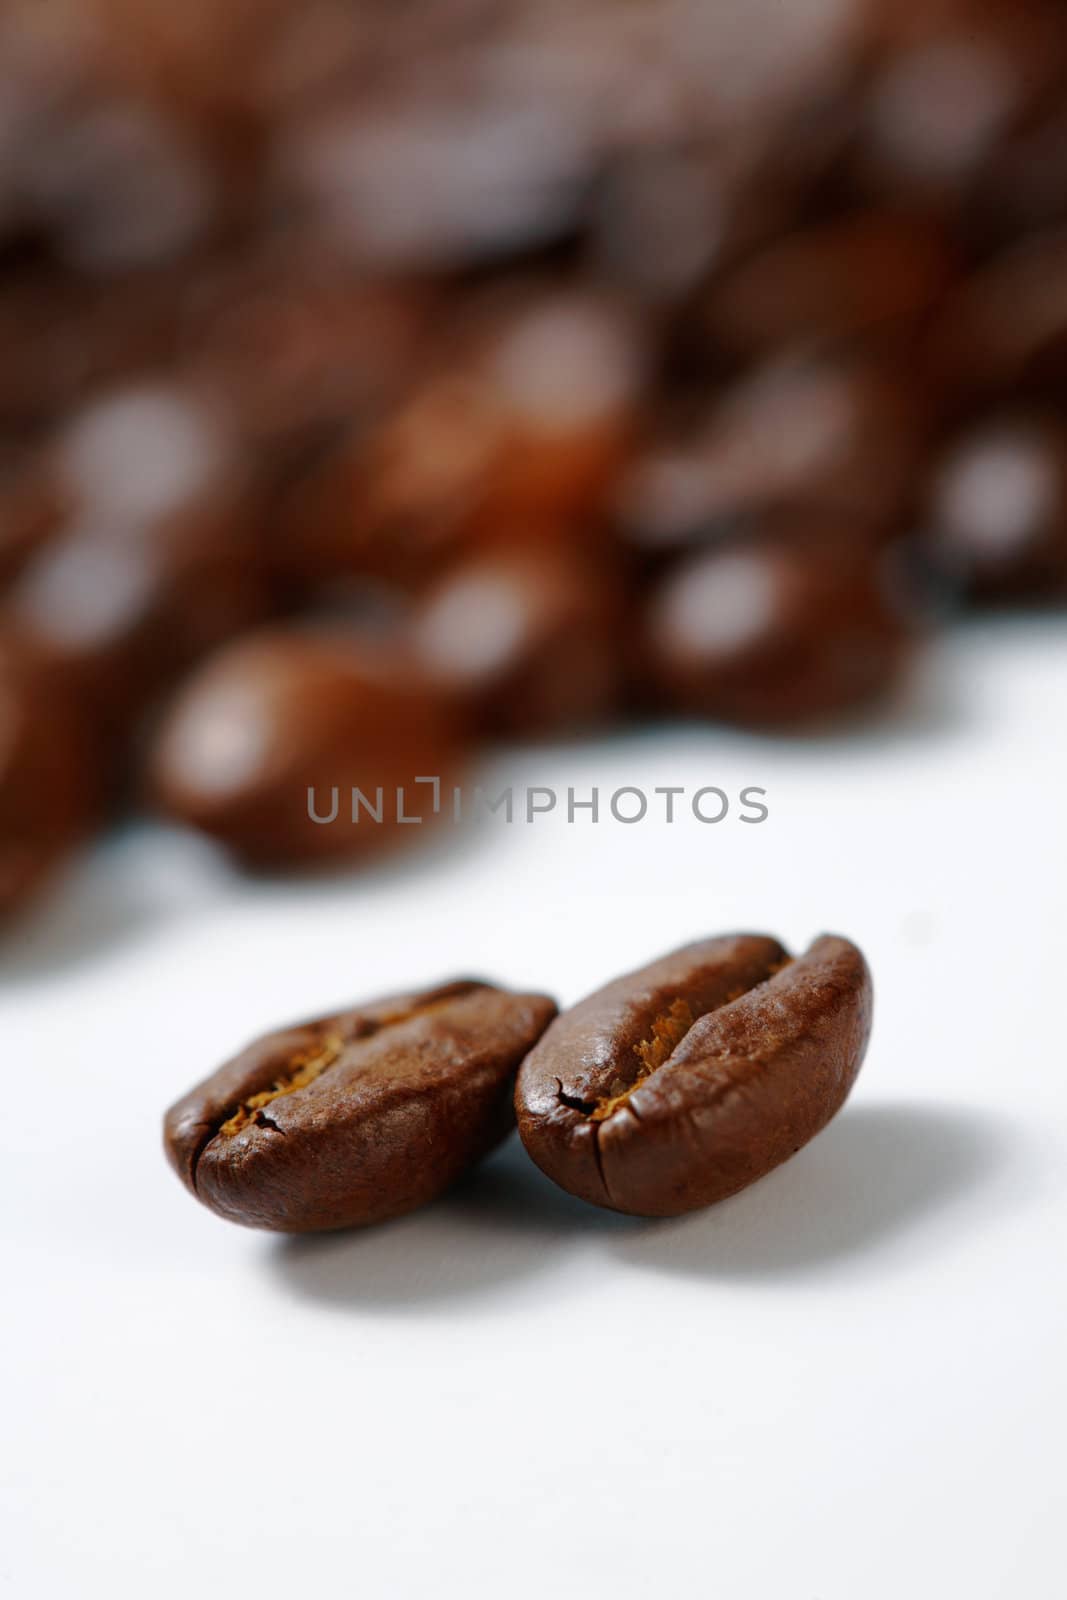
[0,453,65,594]
[515,933,872,1217]
[5,385,268,748]
[702,210,955,358]
[936,229,1067,400]
[164,979,558,1231]
[617,354,927,551]
[272,287,643,594]
[411,545,624,740]
[0,633,100,919]
[642,523,918,728]
[923,410,1067,599]
[149,625,465,867]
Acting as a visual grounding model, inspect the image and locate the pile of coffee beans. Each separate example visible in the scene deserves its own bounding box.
[164,932,873,1228]
[3,0,1067,917]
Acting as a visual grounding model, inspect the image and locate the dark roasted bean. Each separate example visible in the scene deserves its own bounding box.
[0,633,100,919]
[642,522,918,727]
[4,385,267,747]
[149,626,465,866]
[617,354,927,550]
[923,411,1067,599]
[702,211,955,358]
[164,979,558,1231]
[516,933,872,1217]
[411,546,624,740]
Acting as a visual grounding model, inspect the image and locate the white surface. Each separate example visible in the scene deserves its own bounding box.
[2,618,1065,1600]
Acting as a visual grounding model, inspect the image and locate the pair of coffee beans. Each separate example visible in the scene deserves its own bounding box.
[163,933,872,1230]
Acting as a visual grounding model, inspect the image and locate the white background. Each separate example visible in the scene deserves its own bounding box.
[3,616,1065,1599]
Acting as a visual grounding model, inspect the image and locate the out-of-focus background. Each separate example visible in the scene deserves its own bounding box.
[2,0,1067,916]
[2,6,1066,1599]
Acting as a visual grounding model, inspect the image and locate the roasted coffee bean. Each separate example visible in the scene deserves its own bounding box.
[19,89,217,274]
[164,979,558,1231]
[703,210,955,358]
[923,411,1067,599]
[643,523,918,727]
[466,287,645,524]
[149,626,465,866]
[274,287,643,593]
[855,5,1067,207]
[0,265,182,431]
[0,634,99,918]
[270,373,499,592]
[281,78,599,271]
[617,354,927,550]
[181,252,438,449]
[0,452,64,593]
[516,933,871,1217]
[411,545,624,739]
[936,229,1067,400]
[4,384,268,747]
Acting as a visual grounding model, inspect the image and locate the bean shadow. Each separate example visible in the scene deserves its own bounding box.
[269,1101,1017,1309]
[610,1101,1023,1282]
[269,1133,633,1312]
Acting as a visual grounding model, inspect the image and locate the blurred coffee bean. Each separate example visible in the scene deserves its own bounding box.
[703,209,955,358]
[966,104,1067,244]
[4,384,267,744]
[855,0,1067,197]
[411,545,624,740]
[0,266,182,430]
[280,81,597,271]
[643,521,918,727]
[274,284,645,592]
[79,0,307,128]
[271,372,500,592]
[857,0,1047,53]
[860,35,1022,194]
[937,230,1067,400]
[617,353,927,551]
[0,450,64,592]
[923,412,1067,599]
[1,0,1067,920]
[589,144,727,300]
[180,251,439,450]
[0,633,99,918]
[149,627,465,866]
[20,94,217,273]
[470,286,646,523]
[49,381,239,527]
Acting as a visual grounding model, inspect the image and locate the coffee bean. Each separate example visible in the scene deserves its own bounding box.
[703,210,955,358]
[182,253,438,449]
[149,625,465,866]
[0,634,100,918]
[270,372,499,593]
[515,933,872,1217]
[468,288,646,524]
[0,452,64,593]
[617,354,927,550]
[937,230,1067,400]
[643,523,918,727]
[411,546,624,739]
[5,385,268,748]
[164,979,558,1231]
[924,410,1067,599]
[273,287,643,595]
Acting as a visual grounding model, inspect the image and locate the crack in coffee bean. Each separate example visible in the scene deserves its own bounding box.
[218,1034,345,1139]
[214,989,478,1141]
